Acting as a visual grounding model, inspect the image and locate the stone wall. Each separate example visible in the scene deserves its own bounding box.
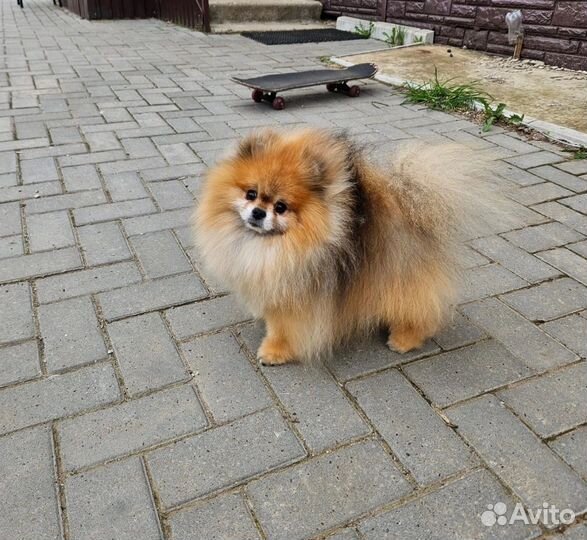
[323,1,587,70]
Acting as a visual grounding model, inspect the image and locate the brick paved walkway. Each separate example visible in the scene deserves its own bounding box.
[1,1,587,539]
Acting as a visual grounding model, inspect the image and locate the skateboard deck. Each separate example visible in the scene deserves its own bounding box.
[232,63,378,110]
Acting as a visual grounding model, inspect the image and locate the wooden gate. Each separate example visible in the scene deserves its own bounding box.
[62,0,210,32]
[157,0,210,32]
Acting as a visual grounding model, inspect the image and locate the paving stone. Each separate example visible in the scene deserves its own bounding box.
[0,181,62,204]
[166,295,250,338]
[0,281,34,343]
[494,161,544,186]
[497,363,587,439]
[326,529,360,540]
[0,363,120,434]
[561,193,587,215]
[505,151,565,169]
[39,296,107,372]
[433,311,486,350]
[0,340,40,387]
[78,221,131,266]
[180,331,271,423]
[404,340,533,407]
[108,313,188,396]
[460,263,528,303]
[554,523,587,539]
[537,247,587,286]
[529,165,587,192]
[0,246,81,283]
[36,261,142,303]
[121,137,160,158]
[447,394,587,513]
[130,230,191,278]
[148,408,304,508]
[103,171,149,201]
[148,180,194,210]
[0,201,21,237]
[347,369,477,485]
[0,426,61,540]
[502,222,584,253]
[555,160,587,175]
[247,440,412,540]
[27,210,75,252]
[50,126,83,145]
[532,201,587,236]
[61,164,102,192]
[461,297,577,371]
[98,272,207,320]
[86,131,122,152]
[66,457,160,540]
[74,198,156,225]
[123,206,192,235]
[508,183,573,206]
[568,240,587,258]
[485,133,541,154]
[500,277,587,321]
[167,493,261,540]
[0,151,16,174]
[359,469,538,540]
[20,156,59,184]
[24,189,107,213]
[541,314,587,358]
[58,384,206,471]
[549,426,587,480]
[471,235,559,283]
[326,333,439,382]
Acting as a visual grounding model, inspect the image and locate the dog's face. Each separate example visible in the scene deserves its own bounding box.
[202,130,331,243]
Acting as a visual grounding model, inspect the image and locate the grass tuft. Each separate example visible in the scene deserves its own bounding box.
[353,22,374,39]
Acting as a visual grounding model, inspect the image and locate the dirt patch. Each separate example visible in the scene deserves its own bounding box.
[339,45,587,134]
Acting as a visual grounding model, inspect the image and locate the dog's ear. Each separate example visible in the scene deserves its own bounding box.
[302,146,328,193]
[238,130,278,158]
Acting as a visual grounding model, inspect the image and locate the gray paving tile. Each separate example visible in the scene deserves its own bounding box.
[247,440,412,540]
[167,493,261,540]
[66,457,161,540]
[0,282,34,343]
[447,394,587,512]
[347,369,477,485]
[147,408,305,508]
[180,331,271,423]
[98,273,207,320]
[502,222,584,253]
[58,385,206,471]
[166,295,250,339]
[500,277,587,321]
[497,363,587,438]
[0,363,120,434]
[39,296,107,372]
[359,469,539,540]
[404,340,533,407]
[461,297,577,371]
[549,426,587,480]
[537,248,587,285]
[130,230,192,278]
[0,340,40,387]
[541,314,587,358]
[78,221,131,266]
[0,426,61,540]
[108,313,189,395]
[0,246,81,283]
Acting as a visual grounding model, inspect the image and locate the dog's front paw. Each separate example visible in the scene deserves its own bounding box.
[257,338,294,366]
[387,329,424,354]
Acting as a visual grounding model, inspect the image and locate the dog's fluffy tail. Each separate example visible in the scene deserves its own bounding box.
[387,142,507,244]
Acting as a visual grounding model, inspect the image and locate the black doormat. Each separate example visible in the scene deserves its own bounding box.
[241,28,365,46]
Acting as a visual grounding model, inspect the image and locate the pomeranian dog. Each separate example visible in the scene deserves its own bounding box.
[195,128,495,365]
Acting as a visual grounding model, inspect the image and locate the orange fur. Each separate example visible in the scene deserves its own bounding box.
[194,128,495,365]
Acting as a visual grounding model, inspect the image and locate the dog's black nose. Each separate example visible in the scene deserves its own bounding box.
[252,207,266,220]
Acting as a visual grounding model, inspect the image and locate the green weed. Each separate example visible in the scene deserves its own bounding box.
[383,26,406,47]
[353,22,374,38]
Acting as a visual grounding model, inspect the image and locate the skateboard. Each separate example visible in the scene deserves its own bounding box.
[232,63,378,110]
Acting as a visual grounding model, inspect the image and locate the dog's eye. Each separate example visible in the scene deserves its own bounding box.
[274,201,288,214]
[245,189,257,201]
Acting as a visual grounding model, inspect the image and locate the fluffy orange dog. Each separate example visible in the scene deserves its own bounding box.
[195,129,492,365]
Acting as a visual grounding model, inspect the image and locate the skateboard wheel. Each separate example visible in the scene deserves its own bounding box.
[326,83,336,92]
[272,97,285,110]
[349,85,361,98]
[252,89,263,103]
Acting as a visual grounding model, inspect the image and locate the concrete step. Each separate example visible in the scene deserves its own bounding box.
[212,20,331,33]
[209,0,323,26]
